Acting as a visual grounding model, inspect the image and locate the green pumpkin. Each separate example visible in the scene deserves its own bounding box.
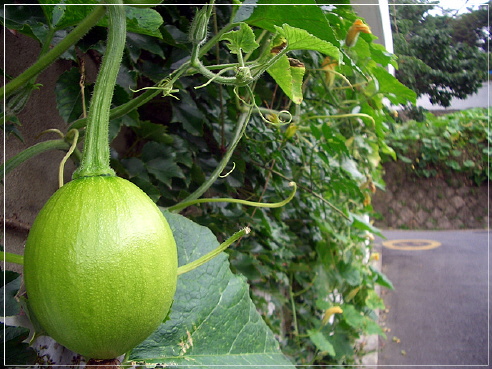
[24,176,177,359]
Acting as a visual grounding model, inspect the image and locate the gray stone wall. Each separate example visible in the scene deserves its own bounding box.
[372,162,490,230]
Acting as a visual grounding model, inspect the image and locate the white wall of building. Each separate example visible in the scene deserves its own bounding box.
[352,0,395,74]
[351,0,394,53]
[416,81,491,110]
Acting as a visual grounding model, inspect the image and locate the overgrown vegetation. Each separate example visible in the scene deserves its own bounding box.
[2,1,416,366]
[385,108,491,186]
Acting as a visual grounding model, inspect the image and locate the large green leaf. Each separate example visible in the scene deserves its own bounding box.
[44,1,163,38]
[237,0,339,47]
[0,271,38,366]
[342,304,385,337]
[39,1,98,30]
[3,5,49,44]
[129,212,295,368]
[307,329,336,357]
[124,6,163,39]
[220,23,259,54]
[170,92,205,136]
[145,158,185,188]
[371,66,416,105]
[275,24,339,59]
[267,55,305,104]
[266,24,337,103]
[1,272,22,317]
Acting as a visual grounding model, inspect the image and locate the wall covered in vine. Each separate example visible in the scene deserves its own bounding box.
[2,1,416,366]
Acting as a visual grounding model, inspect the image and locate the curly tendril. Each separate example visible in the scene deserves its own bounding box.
[59,129,80,188]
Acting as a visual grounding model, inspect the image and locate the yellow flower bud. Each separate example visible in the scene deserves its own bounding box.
[345,287,360,302]
[345,19,371,48]
[370,252,380,261]
[322,306,343,326]
[284,124,297,139]
[266,113,280,126]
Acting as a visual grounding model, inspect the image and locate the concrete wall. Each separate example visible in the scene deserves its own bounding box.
[416,81,491,111]
[1,29,77,272]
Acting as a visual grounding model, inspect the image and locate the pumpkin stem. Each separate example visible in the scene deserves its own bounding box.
[73,1,126,179]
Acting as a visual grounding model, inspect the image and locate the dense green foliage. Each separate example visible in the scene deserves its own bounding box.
[385,108,491,186]
[390,0,488,107]
[448,1,490,50]
[2,1,415,366]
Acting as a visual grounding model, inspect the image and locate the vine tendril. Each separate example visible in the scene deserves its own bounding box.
[168,182,297,212]
[176,227,250,276]
[59,129,79,188]
[219,162,236,178]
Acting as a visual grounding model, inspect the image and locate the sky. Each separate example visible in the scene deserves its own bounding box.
[434,0,489,13]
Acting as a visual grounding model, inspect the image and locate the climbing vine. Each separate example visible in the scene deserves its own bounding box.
[2,1,415,366]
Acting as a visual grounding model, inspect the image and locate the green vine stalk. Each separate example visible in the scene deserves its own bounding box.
[1,139,77,178]
[176,227,250,276]
[1,6,106,100]
[72,2,126,179]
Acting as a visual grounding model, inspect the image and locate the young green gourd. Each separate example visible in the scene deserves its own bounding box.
[24,176,177,359]
[23,3,177,360]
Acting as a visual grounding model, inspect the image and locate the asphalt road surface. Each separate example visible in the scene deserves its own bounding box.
[377,229,489,368]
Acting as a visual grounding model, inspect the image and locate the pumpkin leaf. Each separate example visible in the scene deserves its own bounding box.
[220,23,259,54]
[145,158,185,189]
[129,212,295,368]
[124,7,163,39]
[274,24,339,59]
[307,329,336,357]
[0,271,38,366]
[267,55,305,104]
[39,1,98,30]
[371,66,417,105]
[237,0,341,47]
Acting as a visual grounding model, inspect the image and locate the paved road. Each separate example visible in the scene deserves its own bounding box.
[376,229,489,368]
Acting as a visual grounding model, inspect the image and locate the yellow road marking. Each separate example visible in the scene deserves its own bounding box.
[382,239,441,251]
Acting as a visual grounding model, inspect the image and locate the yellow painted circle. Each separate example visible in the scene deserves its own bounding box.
[382,239,441,251]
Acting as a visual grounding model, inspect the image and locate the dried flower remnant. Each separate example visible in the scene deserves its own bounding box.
[321,56,338,87]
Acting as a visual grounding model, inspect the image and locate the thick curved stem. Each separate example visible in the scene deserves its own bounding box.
[73,2,126,179]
